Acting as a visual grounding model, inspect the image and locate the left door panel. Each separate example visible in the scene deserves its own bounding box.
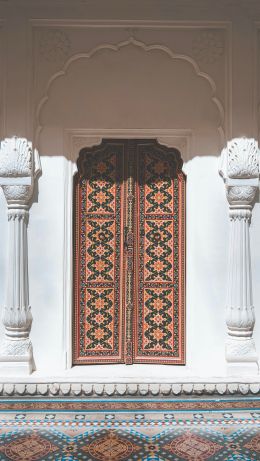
[73,141,125,364]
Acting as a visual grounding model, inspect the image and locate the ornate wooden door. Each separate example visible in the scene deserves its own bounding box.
[73,140,185,365]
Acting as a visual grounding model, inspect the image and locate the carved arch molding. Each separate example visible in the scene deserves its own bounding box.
[73,139,185,365]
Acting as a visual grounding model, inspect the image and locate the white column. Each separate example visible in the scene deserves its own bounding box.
[219,137,259,376]
[0,137,41,375]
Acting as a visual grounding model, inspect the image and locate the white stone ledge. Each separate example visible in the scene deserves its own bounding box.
[0,381,259,397]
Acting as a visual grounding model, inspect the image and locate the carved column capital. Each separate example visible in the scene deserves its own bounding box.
[219,137,259,206]
[219,137,260,376]
[219,137,259,180]
[0,136,41,205]
[0,137,41,375]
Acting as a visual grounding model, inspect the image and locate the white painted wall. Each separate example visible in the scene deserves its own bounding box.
[0,0,260,379]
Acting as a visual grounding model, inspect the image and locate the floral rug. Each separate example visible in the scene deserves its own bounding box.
[0,397,259,460]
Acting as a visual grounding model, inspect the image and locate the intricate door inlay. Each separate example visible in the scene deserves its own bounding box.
[73,140,185,365]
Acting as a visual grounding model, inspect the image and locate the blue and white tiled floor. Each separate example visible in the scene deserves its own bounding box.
[0,398,259,460]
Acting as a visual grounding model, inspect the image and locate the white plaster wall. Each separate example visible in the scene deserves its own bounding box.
[0,0,260,380]
[29,156,66,373]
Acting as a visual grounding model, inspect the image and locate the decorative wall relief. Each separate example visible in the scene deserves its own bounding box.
[37,29,71,62]
[192,30,225,65]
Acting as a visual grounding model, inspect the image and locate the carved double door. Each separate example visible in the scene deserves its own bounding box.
[73,139,185,365]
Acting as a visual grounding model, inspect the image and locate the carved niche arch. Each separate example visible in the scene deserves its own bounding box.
[35,37,225,150]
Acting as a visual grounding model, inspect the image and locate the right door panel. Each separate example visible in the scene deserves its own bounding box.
[133,140,185,364]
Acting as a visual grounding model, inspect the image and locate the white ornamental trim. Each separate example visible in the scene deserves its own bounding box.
[0,382,259,396]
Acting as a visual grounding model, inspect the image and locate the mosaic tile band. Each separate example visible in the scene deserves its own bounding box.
[0,397,260,412]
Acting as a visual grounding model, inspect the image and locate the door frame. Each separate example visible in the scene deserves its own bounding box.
[62,128,191,370]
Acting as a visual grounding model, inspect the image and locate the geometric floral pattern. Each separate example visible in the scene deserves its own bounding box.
[244,433,260,453]
[1,398,260,412]
[0,433,59,461]
[85,220,115,282]
[143,288,174,351]
[73,140,185,365]
[164,432,222,460]
[144,220,174,282]
[81,430,141,460]
[85,288,114,350]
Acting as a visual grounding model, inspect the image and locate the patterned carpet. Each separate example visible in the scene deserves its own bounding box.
[0,397,259,460]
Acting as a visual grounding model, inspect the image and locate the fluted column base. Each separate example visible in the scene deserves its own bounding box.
[0,339,35,376]
[226,338,259,376]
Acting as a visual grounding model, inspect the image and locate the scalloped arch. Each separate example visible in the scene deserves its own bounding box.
[35,37,225,147]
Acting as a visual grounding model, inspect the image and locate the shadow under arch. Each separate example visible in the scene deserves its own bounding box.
[35,36,225,154]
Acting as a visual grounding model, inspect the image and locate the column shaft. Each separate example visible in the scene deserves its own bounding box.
[219,138,259,376]
[0,137,41,375]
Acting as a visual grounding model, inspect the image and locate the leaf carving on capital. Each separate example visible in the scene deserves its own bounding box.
[3,306,32,330]
[227,138,259,179]
[192,30,224,64]
[0,137,32,177]
[7,208,29,222]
